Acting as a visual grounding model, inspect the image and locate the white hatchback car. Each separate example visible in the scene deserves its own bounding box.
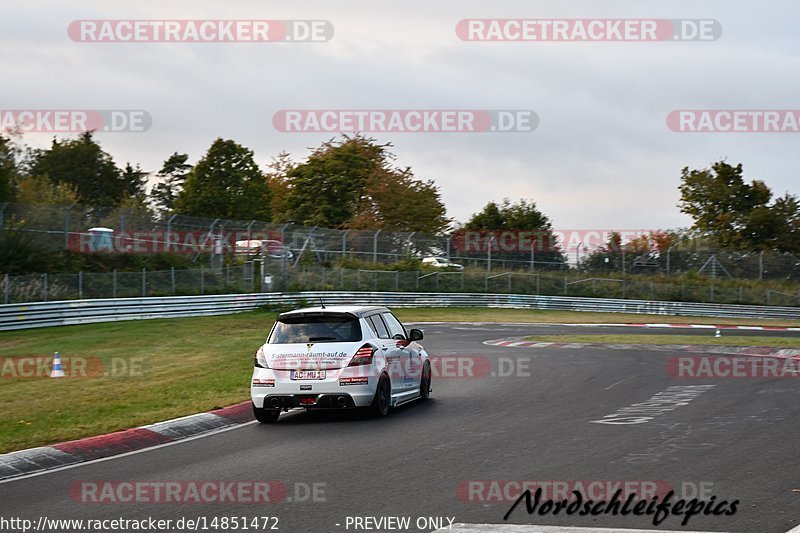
[422,256,464,270]
[251,305,432,423]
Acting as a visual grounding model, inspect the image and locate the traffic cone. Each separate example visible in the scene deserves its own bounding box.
[715,328,722,338]
[51,352,65,378]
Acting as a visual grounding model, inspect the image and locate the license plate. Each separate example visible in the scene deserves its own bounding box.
[291,370,326,380]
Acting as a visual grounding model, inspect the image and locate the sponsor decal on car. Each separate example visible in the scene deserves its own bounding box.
[269,350,350,369]
[252,379,275,387]
[339,377,369,386]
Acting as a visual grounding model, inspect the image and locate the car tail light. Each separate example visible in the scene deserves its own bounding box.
[254,346,270,368]
[348,344,376,367]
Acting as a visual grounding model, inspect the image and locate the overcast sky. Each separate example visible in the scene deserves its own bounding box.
[2,0,798,230]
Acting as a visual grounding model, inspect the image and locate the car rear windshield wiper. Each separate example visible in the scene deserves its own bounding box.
[308,336,337,341]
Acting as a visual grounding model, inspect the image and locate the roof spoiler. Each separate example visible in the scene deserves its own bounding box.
[276,310,357,321]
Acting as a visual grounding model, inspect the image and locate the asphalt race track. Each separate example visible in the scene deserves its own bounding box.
[3,323,800,533]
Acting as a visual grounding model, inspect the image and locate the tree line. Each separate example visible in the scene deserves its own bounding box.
[0,133,450,234]
[1,130,798,254]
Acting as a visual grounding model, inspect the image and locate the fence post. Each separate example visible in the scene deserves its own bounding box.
[373,230,381,263]
[342,229,350,259]
[666,248,671,276]
[43,273,48,301]
[3,273,8,304]
[63,204,75,250]
[171,267,176,295]
[339,268,344,289]
[461,271,465,290]
[395,271,399,291]
[507,273,511,293]
[710,284,714,302]
[246,220,256,242]
[78,271,83,300]
[357,269,361,289]
[141,268,146,297]
[415,271,420,291]
[536,274,540,295]
[166,213,177,253]
[200,266,205,295]
[563,275,567,295]
[113,269,117,298]
[484,273,488,292]
[530,244,535,273]
[759,250,764,281]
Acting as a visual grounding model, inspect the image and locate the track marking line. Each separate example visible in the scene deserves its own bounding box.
[0,421,258,485]
[604,375,639,391]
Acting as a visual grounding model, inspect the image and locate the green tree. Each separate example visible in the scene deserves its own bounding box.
[284,135,385,228]
[350,167,450,233]
[264,151,295,223]
[0,134,18,203]
[466,201,505,229]
[150,152,192,214]
[120,163,148,202]
[175,138,271,220]
[29,132,126,207]
[463,198,566,266]
[679,161,799,252]
[15,175,79,205]
[283,135,449,233]
[466,198,554,231]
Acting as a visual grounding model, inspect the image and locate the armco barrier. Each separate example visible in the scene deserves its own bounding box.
[0,292,799,332]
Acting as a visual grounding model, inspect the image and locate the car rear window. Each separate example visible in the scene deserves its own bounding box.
[269,315,362,344]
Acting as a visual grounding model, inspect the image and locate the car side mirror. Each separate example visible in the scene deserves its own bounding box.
[409,328,424,341]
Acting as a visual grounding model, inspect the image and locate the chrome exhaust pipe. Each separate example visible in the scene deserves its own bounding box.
[336,396,347,407]
[268,397,280,408]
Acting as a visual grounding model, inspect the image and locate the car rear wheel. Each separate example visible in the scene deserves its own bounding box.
[370,376,391,417]
[420,362,432,401]
[253,403,280,424]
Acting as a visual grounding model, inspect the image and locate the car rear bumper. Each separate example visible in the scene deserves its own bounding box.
[251,367,378,408]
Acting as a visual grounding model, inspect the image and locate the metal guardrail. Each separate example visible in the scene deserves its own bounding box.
[1,292,799,332]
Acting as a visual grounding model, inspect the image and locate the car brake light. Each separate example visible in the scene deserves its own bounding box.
[348,344,375,367]
[254,347,270,368]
